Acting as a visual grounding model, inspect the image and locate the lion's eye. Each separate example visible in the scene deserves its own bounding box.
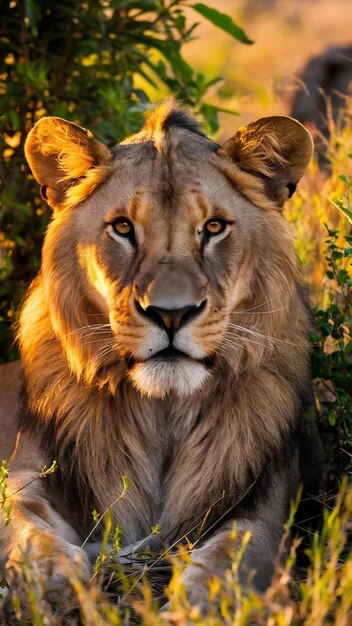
[204,219,227,236]
[111,218,134,237]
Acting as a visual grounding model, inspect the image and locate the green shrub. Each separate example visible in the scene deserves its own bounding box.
[311,175,352,481]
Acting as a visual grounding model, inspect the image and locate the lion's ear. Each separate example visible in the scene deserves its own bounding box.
[25,117,112,210]
[220,116,313,208]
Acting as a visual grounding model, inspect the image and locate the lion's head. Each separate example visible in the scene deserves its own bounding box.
[22,101,313,401]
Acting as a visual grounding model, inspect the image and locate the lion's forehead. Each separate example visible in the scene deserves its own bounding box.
[84,138,246,228]
[112,138,219,190]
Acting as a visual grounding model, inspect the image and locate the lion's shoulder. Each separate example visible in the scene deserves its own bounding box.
[0,360,23,461]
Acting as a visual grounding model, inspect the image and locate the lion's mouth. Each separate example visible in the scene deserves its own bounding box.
[154,347,214,368]
[152,347,188,361]
[127,348,213,398]
[127,346,214,368]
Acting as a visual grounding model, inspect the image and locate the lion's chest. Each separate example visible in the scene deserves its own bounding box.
[104,401,221,545]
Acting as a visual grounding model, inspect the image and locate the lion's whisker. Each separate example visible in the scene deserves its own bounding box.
[226,325,274,341]
[89,344,118,364]
[60,324,113,341]
[219,338,246,351]
[226,324,311,347]
[68,324,112,335]
[231,305,289,316]
[77,329,113,341]
[225,290,287,314]
[83,338,116,346]
[223,333,270,351]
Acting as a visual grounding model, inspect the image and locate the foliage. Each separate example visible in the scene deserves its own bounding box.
[308,168,352,482]
[0,0,247,362]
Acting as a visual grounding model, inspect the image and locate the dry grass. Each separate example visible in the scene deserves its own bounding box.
[1,480,351,626]
[287,97,352,302]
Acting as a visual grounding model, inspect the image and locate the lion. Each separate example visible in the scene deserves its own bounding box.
[0,100,314,611]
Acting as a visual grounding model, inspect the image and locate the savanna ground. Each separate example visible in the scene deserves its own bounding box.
[0,1,351,624]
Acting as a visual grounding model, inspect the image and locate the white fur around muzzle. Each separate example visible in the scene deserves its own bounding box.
[128,359,210,398]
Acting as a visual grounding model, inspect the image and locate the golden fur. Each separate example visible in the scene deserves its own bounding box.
[1,101,313,605]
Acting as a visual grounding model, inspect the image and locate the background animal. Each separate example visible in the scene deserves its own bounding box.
[290,45,352,159]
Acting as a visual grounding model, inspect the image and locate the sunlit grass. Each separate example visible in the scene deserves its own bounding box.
[1,471,351,625]
[287,99,352,304]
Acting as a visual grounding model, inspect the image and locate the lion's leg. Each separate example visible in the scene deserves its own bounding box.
[178,517,282,612]
[166,468,297,614]
[1,469,90,599]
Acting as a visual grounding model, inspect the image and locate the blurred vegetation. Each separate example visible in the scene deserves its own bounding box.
[0,0,246,362]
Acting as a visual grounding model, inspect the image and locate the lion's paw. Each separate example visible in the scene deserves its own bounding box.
[6,537,91,603]
[160,565,211,620]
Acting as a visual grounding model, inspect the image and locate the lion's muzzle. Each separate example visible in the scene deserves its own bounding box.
[126,258,210,398]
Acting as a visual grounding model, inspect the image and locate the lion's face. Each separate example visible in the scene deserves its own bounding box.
[24,103,313,398]
[72,142,259,398]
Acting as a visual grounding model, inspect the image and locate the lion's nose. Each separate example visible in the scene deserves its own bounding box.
[135,301,206,334]
[148,304,199,332]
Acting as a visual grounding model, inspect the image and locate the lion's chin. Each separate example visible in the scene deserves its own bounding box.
[128,359,210,399]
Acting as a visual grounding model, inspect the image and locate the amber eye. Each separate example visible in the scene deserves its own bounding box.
[204,219,227,236]
[111,217,134,237]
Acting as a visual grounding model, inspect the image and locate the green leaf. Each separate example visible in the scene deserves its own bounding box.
[200,102,220,133]
[329,197,352,224]
[13,235,27,248]
[24,0,41,37]
[338,174,351,184]
[112,523,123,551]
[336,205,352,224]
[328,411,337,426]
[121,475,129,494]
[191,4,254,44]
[338,269,350,286]
[213,105,239,116]
[101,508,112,555]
